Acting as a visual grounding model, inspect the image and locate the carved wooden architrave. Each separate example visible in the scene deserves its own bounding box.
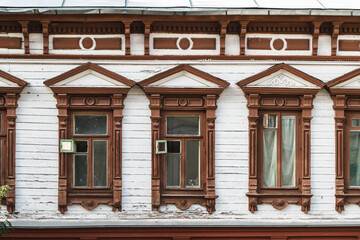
[139,64,229,214]
[44,62,136,213]
[0,71,27,213]
[237,63,324,213]
[327,68,360,213]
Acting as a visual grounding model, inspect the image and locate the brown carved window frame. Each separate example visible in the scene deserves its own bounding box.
[237,63,324,213]
[327,68,360,213]
[44,62,135,213]
[0,71,27,213]
[139,64,229,214]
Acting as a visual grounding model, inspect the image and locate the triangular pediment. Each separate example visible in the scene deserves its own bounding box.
[0,70,27,93]
[237,63,324,94]
[246,69,319,89]
[52,69,130,88]
[139,64,229,94]
[327,68,360,90]
[147,70,221,88]
[44,62,135,89]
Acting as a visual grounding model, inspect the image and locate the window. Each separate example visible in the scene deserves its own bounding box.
[237,63,324,213]
[327,68,360,212]
[0,71,28,213]
[70,113,110,189]
[162,113,204,191]
[44,62,135,213]
[139,64,229,214]
[260,112,299,189]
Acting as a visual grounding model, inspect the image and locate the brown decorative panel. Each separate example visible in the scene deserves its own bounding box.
[247,38,271,50]
[95,38,122,50]
[0,37,22,49]
[53,37,81,50]
[53,37,122,50]
[0,22,21,33]
[247,37,310,51]
[153,37,217,51]
[163,97,203,107]
[339,40,360,51]
[70,96,111,106]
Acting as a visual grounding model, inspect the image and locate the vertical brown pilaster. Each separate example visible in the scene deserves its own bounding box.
[239,21,249,56]
[300,94,314,213]
[247,94,260,213]
[112,94,124,211]
[204,94,219,214]
[333,94,346,213]
[331,22,343,56]
[19,21,30,54]
[4,93,17,213]
[312,21,322,56]
[56,94,69,214]
[123,21,132,55]
[219,21,229,55]
[144,21,152,55]
[40,21,51,54]
[150,94,162,210]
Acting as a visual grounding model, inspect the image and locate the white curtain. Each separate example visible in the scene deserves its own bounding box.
[350,131,360,186]
[281,116,296,187]
[263,129,277,187]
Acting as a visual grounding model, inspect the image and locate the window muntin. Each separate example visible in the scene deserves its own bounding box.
[71,113,110,189]
[262,112,297,188]
[164,114,202,190]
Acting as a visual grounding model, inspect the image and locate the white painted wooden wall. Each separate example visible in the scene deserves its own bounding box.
[0,32,359,225]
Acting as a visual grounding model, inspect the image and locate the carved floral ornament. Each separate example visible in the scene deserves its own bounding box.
[139,64,229,214]
[44,62,135,213]
[237,63,325,213]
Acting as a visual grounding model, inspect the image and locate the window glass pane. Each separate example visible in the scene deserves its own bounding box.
[74,155,88,187]
[75,141,88,153]
[74,115,107,135]
[166,155,180,187]
[166,116,199,135]
[186,141,200,188]
[265,114,277,128]
[167,141,180,153]
[263,129,277,187]
[353,118,360,127]
[350,131,360,186]
[282,115,296,187]
[93,140,107,187]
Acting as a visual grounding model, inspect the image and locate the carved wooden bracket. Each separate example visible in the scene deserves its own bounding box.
[40,21,51,54]
[123,21,132,55]
[144,21,153,55]
[219,20,229,55]
[18,21,29,54]
[312,21,322,56]
[331,21,343,56]
[239,21,249,55]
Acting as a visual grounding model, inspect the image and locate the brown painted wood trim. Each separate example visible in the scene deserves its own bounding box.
[286,39,310,51]
[312,21,322,56]
[144,21,152,55]
[40,21,50,54]
[123,21,132,55]
[338,40,360,51]
[247,38,272,50]
[139,64,229,89]
[18,21,29,54]
[332,22,343,56]
[53,37,81,50]
[237,63,325,89]
[44,62,135,87]
[0,37,21,49]
[327,67,360,88]
[0,70,28,87]
[3,226,360,239]
[95,38,122,50]
[153,38,178,49]
[5,54,360,61]
[219,20,229,55]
